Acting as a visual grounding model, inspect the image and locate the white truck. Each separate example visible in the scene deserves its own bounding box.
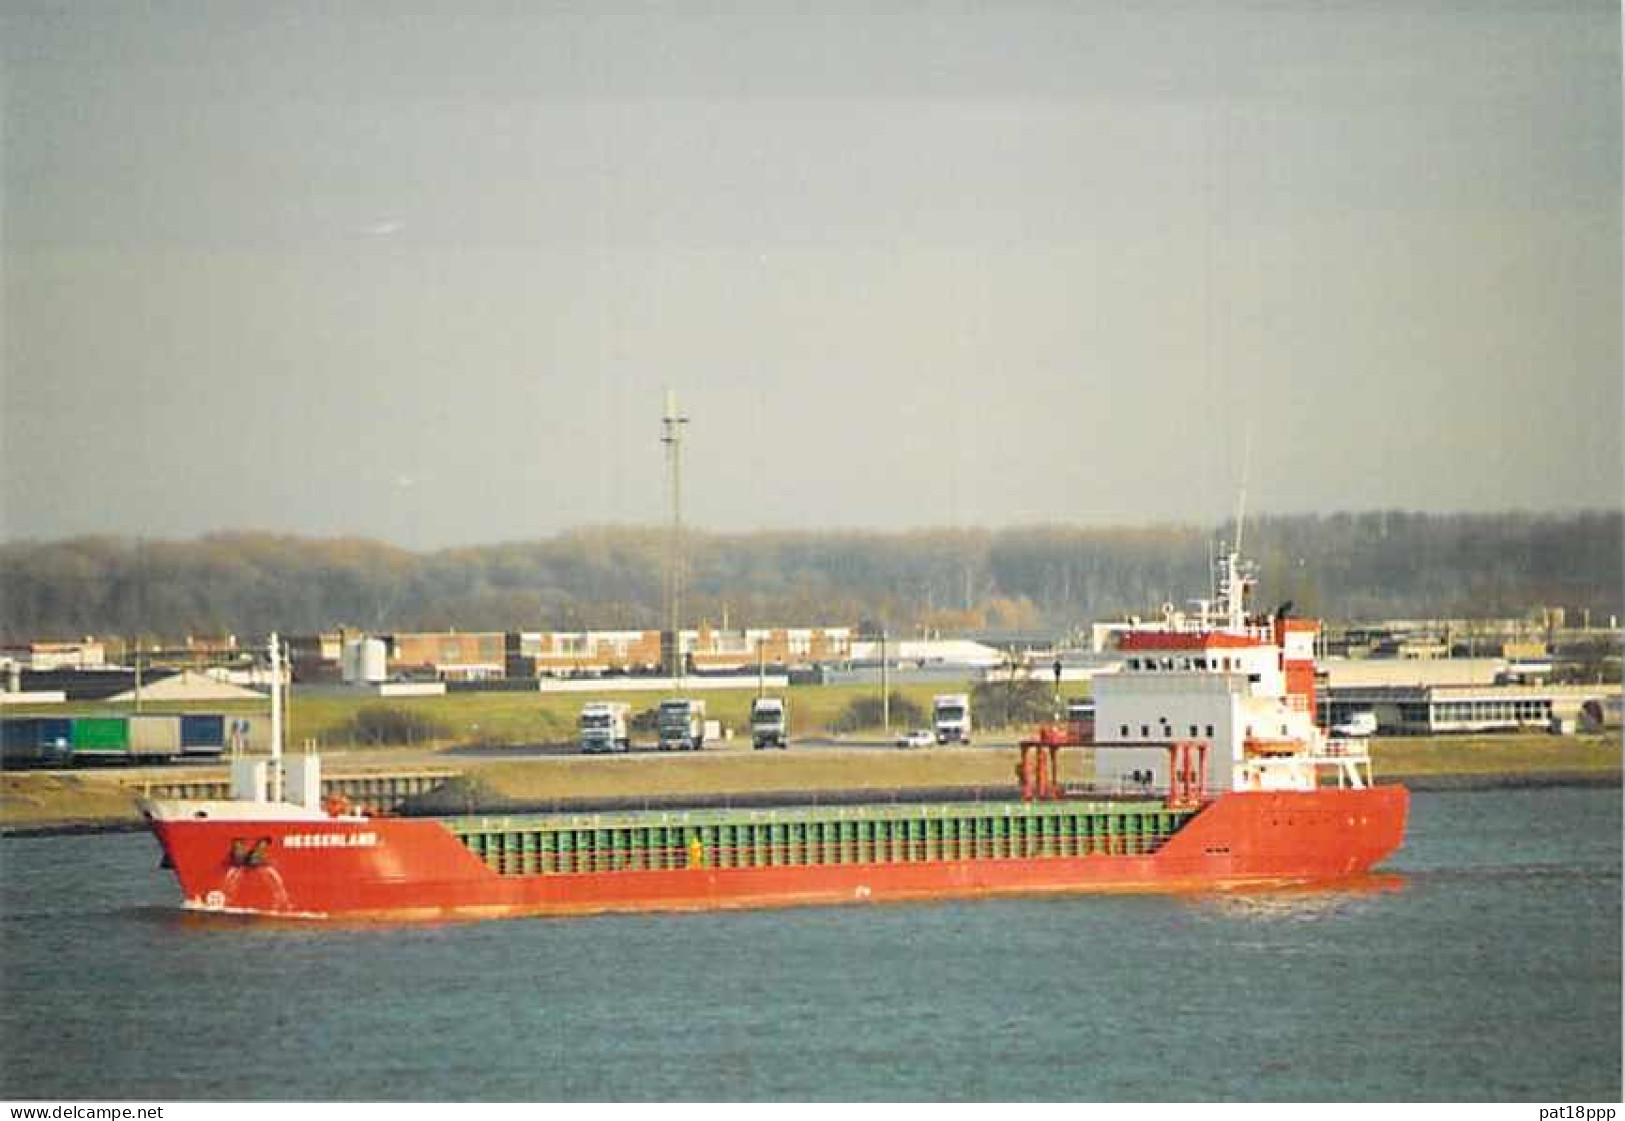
[657,698,707,751]
[1331,711,1377,738]
[1065,699,1096,724]
[751,697,788,750]
[933,693,972,745]
[578,701,631,754]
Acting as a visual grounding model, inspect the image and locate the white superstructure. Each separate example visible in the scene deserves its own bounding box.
[1091,548,1369,795]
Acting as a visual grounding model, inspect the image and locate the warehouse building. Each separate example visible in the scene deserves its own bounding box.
[0,640,107,670]
[508,626,853,677]
[387,632,507,681]
[1321,683,1617,735]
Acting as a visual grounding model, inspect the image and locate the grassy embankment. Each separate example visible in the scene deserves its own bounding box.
[420,746,1088,812]
[6,734,1616,833]
[3,685,1618,831]
[0,682,977,830]
[1,680,975,750]
[1369,734,1620,780]
[443,733,1620,808]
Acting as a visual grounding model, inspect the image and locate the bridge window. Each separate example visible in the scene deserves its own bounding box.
[1205,724,1214,737]
[1120,724,1129,737]
[1140,724,1149,738]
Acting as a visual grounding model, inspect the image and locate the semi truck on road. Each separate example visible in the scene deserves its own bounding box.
[579,702,631,753]
[657,698,707,751]
[751,697,788,750]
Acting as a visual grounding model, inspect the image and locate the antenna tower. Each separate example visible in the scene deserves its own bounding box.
[661,391,689,680]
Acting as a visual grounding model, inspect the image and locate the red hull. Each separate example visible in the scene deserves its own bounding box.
[149,787,1409,921]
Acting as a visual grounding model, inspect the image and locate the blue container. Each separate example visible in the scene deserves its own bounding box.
[179,714,226,753]
[37,718,72,758]
[2,718,40,754]
[1,718,72,764]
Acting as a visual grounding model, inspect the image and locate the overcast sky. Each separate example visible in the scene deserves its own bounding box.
[2,1,1619,548]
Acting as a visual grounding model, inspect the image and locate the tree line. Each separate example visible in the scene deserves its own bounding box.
[0,510,1618,642]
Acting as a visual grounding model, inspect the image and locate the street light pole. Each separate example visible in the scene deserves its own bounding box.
[880,629,889,734]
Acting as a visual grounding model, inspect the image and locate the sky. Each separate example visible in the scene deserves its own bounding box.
[2,1,1619,549]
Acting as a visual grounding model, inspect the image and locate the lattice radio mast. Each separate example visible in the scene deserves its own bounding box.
[661,390,689,680]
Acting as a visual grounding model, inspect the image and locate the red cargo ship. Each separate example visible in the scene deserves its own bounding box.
[142,549,1408,920]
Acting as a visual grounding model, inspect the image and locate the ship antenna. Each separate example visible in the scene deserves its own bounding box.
[268,631,283,802]
[1207,534,1217,621]
[1223,425,1253,632]
[661,390,690,684]
[1233,424,1252,559]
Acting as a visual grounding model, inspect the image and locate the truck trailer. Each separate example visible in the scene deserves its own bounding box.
[750,697,788,750]
[932,693,972,745]
[579,701,632,753]
[656,698,707,751]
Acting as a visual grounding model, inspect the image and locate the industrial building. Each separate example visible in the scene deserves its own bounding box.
[1320,683,1616,735]
[0,640,107,671]
[1319,657,1509,689]
[3,666,266,704]
[388,632,507,681]
[847,638,1005,670]
[262,626,859,684]
[508,626,853,677]
[509,630,663,676]
[1316,651,1619,734]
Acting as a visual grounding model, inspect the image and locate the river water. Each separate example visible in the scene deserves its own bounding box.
[1,786,1618,1101]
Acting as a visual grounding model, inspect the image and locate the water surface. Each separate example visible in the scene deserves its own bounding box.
[1,787,1618,1101]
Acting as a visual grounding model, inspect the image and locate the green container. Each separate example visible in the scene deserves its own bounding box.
[71,716,129,754]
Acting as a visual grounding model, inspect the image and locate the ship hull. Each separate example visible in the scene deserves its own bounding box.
[148,786,1409,921]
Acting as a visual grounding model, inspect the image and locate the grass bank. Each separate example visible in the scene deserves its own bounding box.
[1370,734,1619,779]
[1,770,151,832]
[422,747,1083,813]
[3,728,1616,834]
[2,680,978,750]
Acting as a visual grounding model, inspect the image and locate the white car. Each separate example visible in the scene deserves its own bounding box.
[897,728,935,748]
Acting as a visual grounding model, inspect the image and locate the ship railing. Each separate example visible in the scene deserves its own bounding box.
[1241,742,1374,790]
[1321,737,1370,759]
[437,784,1040,818]
[1314,739,1374,789]
[1063,779,1216,803]
[1161,618,1274,641]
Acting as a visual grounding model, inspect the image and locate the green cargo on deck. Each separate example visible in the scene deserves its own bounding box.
[70,717,129,754]
[447,800,1197,876]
